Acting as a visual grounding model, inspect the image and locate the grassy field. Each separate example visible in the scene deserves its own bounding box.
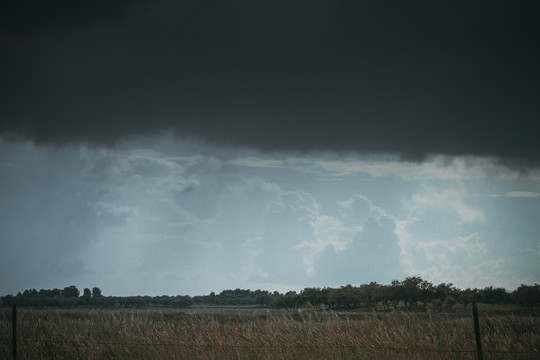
[1,306,538,359]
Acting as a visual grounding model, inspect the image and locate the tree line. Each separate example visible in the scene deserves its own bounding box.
[1,277,539,310]
[273,278,540,312]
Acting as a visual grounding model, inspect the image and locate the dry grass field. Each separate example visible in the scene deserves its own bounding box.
[1,307,539,359]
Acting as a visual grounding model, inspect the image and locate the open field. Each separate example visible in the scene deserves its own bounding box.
[1,307,539,359]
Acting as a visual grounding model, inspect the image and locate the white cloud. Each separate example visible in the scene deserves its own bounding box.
[519,244,540,257]
[93,202,137,226]
[337,194,389,220]
[394,217,415,268]
[413,232,487,261]
[483,191,540,198]
[399,230,507,290]
[506,191,540,198]
[228,154,537,181]
[299,194,394,255]
[261,191,402,282]
[412,188,484,224]
[316,156,540,181]
[226,157,315,170]
[411,258,507,290]
[299,215,360,253]
[395,187,506,290]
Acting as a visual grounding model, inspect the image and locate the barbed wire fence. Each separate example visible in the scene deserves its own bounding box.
[2,299,539,359]
[1,337,537,357]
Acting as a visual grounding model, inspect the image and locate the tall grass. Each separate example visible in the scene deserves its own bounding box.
[1,308,538,359]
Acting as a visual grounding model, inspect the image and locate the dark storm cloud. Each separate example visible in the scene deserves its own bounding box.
[1,1,539,163]
[1,0,138,35]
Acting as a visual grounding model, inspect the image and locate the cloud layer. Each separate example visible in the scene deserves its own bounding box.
[1,1,539,164]
[1,137,539,295]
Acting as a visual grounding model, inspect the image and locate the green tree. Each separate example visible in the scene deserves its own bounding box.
[513,284,540,309]
[478,286,509,305]
[379,283,400,309]
[271,295,298,312]
[92,287,102,297]
[417,280,434,310]
[456,288,477,310]
[401,276,423,309]
[23,289,38,297]
[361,282,383,311]
[82,288,92,302]
[63,285,80,298]
[299,287,332,307]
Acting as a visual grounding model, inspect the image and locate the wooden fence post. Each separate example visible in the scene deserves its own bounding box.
[12,296,17,360]
[472,297,483,360]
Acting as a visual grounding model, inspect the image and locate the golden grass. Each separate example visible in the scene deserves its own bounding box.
[1,308,538,359]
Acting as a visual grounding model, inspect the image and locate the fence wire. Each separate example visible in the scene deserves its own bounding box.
[1,337,537,355]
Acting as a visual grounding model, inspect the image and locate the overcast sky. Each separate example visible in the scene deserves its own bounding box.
[1,1,539,296]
